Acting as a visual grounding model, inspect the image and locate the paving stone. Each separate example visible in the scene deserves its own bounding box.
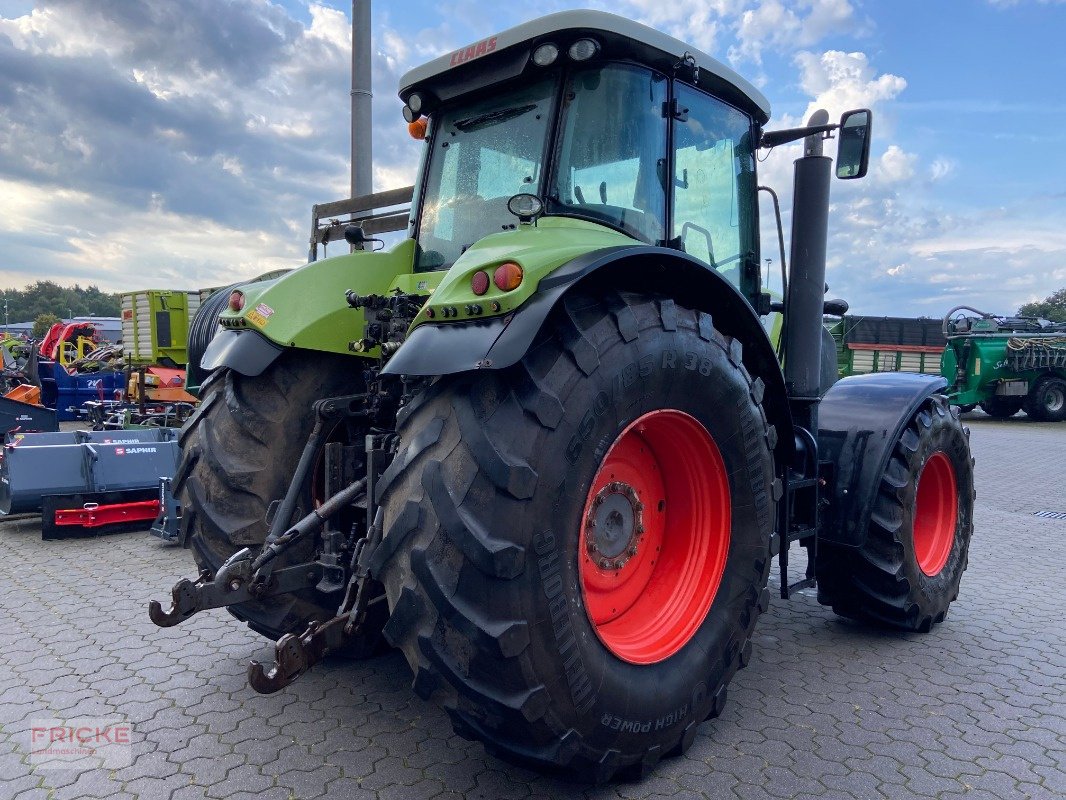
[0,418,1063,800]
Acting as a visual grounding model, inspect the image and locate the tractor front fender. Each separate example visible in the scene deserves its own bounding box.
[817,372,949,548]
[384,245,793,460]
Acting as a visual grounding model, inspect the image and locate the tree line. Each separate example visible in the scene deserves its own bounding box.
[1018,288,1066,322]
[0,281,120,324]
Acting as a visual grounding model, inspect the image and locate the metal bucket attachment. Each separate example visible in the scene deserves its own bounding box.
[0,395,58,437]
[0,431,181,517]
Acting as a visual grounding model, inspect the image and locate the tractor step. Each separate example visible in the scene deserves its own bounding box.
[777,446,826,599]
[784,576,816,594]
[786,526,817,543]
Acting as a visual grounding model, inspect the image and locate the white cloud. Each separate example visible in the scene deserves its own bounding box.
[615,0,742,52]
[877,145,917,182]
[795,50,907,121]
[0,178,300,291]
[730,0,857,65]
[0,0,1060,323]
[929,158,956,181]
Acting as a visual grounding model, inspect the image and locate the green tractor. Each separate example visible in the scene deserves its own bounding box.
[152,11,976,780]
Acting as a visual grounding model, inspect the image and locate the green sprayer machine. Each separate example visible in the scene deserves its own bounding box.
[941,306,1066,421]
[150,11,976,780]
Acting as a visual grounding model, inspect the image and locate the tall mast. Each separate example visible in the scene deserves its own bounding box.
[351,0,373,198]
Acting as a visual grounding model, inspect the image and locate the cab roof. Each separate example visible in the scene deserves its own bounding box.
[398,10,771,124]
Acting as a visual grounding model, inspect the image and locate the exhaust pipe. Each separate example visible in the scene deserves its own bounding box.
[783,110,832,431]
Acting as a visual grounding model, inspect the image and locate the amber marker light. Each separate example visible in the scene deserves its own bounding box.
[408,118,428,139]
[493,262,523,291]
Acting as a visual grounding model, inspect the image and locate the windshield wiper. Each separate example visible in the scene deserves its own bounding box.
[455,104,536,132]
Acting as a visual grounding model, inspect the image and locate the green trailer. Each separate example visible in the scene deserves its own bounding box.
[120,290,201,366]
[941,305,1066,421]
[825,314,945,377]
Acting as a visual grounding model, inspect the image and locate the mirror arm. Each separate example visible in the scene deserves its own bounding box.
[759,123,837,149]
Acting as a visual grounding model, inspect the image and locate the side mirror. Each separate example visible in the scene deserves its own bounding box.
[836,109,872,179]
[823,298,849,316]
[343,225,384,251]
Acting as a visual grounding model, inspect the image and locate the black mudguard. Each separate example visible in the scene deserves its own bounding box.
[385,245,794,459]
[818,372,949,548]
[200,328,285,377]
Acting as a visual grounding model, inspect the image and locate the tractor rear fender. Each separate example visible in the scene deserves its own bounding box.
[200,327,286,378]
[384,245,794,460]
[817,372,949,548]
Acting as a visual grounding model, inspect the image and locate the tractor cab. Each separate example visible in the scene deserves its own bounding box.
[400,11,771,303]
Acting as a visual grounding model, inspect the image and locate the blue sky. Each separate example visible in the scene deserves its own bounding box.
[0,0,1064,316]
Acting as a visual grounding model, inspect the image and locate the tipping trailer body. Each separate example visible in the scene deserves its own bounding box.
[826,315,945,377]
[120,290,201,366]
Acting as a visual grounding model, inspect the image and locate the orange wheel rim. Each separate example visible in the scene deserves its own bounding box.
[913,451,958,576]
[578,410,730,664]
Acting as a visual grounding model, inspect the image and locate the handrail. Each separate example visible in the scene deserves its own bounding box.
[941,304,994,337]
[309,186,415,261]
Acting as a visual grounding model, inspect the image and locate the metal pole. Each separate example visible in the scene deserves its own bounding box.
[351,0,373,199]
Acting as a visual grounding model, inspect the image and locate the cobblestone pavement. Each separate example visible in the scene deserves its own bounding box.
[1,413,1063,800]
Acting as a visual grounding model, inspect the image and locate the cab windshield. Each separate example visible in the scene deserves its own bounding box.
[415,77,555,271]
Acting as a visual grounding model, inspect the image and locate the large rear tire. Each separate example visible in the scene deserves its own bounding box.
[174,350,386,653]
[816,396,975,631]
[1023,375,1066,422]
[373,291,777,780]
[979,396,1022,418]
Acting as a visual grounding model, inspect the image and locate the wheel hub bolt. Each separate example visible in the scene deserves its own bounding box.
[585,480,647,571]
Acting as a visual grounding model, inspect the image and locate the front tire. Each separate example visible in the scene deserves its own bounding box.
[817,396,975,631]
[1024,376,1066,422]
[374,291,777,780]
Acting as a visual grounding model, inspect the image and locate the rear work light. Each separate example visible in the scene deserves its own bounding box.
[493,262,523,292]
[568,38,600,61]
[532,43,559,66]
[228,290,245,312]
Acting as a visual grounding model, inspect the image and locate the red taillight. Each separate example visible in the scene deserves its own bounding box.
[471,270,490,296]
[493,262,523,292]
[228,290,245,312]
[425,307,435,319]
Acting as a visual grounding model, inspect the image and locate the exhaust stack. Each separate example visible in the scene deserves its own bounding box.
[783,110,832,429]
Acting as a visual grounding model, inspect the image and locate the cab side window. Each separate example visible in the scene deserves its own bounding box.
[672,85,756,287]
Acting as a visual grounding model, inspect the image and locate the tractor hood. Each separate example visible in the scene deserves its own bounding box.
[217,239,441,356]
[214,217,632,357]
